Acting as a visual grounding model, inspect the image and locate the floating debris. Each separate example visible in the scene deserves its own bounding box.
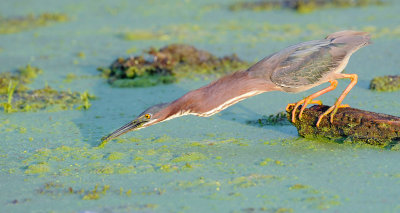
[98,44,249,87]
[287,105,400,148]
[0,13,68,34]
[370,75,400,92]
[247,111,290,126]
[0,65,95,113]
[229,0,385,14]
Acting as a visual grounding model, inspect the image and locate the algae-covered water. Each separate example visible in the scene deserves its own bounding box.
[1,0,400,212]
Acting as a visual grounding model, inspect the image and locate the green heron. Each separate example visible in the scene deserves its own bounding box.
[101,30,371,142]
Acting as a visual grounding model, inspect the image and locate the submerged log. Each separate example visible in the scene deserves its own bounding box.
[286,105,400,147]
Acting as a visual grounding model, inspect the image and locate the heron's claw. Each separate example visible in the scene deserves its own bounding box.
[286,99,323,123]
[285,103,296,112]
[299,100,323,120]
[316,104,350,127]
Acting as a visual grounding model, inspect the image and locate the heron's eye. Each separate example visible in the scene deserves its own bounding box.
[145,114,151,119]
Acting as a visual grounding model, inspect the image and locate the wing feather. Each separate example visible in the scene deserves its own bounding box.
[270,40,346,88]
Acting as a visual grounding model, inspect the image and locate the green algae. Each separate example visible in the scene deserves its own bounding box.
[82,185,111,200]
[0,65,95,113]
[159,164,179,172]
[0,65,42,94]
[95,165,114,174]
[25,162,50,174]
[1,86,94,112]
[288,184,341,210]
[110,75,176,87]
[229,0,385,14]
[122,30,169,41]
[259,158,284,166]
[289,184,310,190]
[23,146,104,167]
[77,91,94,110]
[36,182,138,201]
[3,81,17,113]
[259,158,273,166]
[205,192,242,201]
[171,177,221,191]
[64,73,78,83]
[98,44,249,87]
[370,75,400,92]
[152,135,173,143]
[0,13,68,34]
[93,163,136,175]
[171,152,208,163]
[229,174,281,189]
[106,152,125,161]
[274,208,294,213]
[247,111,290,126]
[77,52,86,59]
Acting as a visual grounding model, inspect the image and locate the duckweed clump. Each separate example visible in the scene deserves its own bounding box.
[0,65,95,112]
[98,44,249,87]
[0,65,42,94]
[0,13,68,34]
[370,75,400,92]
[247,111,290,126]
[229,0,385,14]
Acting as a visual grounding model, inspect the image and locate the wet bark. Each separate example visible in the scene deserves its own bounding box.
[286,105,400,147]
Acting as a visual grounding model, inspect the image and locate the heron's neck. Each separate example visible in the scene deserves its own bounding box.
[166,70,277,118]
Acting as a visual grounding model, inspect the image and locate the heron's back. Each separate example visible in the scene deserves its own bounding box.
[247,31,371,93]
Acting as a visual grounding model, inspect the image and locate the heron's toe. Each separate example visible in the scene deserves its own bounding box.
[299,99,323,120]
[285,103,296,112]
[312,100,323,106]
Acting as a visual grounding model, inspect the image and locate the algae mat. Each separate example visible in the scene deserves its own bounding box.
[1,0,400,212]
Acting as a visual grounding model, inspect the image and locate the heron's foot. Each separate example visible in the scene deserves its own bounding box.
[299,100,323,120]
[286,99,323,123]
[316,104,350,127]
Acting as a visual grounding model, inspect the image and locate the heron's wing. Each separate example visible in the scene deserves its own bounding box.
[270,40,346,88]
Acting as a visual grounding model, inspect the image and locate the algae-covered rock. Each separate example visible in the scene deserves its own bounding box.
[0,13,68,34]
[287,105,400,148]
[98,44,249,87]
[229,0,385,14]
[370,75,400,92]
[0,65,95,113]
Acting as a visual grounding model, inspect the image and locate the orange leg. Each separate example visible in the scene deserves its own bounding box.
[287,80,338,123]
[316,74,358,127]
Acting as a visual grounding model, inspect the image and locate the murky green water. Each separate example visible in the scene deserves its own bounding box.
[1,0,399,212]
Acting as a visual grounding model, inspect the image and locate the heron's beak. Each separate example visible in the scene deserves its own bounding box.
[101,119,146,142]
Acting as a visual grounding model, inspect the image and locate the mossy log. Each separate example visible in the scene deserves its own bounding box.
[286,105,400,147]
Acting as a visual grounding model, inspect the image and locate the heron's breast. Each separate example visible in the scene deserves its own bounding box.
[193,90,265,117]
[334,54,351,74]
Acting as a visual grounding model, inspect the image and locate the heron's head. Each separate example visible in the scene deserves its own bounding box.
[101,103,171,142]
